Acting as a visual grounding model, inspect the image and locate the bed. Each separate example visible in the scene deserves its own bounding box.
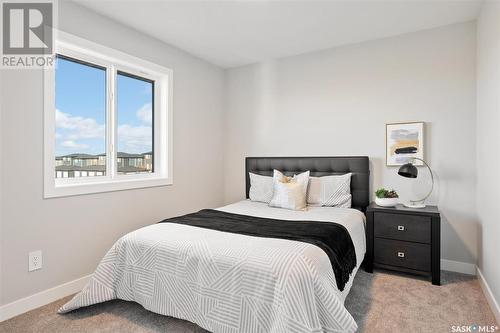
[59,156,370,333]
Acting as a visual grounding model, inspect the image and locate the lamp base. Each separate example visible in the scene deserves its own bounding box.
[403,202,426,209]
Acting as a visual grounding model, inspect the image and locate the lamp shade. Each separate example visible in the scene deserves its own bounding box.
[398,162,418,178]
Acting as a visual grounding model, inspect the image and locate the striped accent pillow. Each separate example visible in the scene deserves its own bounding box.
[249,173,274,203]
[307,173,352,208]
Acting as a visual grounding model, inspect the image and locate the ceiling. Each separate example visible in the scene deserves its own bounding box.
[74,0,483,68]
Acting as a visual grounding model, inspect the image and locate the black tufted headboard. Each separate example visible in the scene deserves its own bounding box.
[245,156,370,211]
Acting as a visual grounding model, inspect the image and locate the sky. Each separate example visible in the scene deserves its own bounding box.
[55,56,153,156]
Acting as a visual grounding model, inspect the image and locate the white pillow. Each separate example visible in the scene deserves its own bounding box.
[307,173,352,208]
[249,173,274,203]
[269,170,310,210]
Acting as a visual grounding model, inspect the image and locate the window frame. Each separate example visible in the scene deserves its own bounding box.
[44,32,173,198]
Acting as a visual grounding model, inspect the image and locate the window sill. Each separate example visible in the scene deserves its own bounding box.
[44,176,173,198]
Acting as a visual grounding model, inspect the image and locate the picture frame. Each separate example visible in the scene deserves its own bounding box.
[386,122,424,166]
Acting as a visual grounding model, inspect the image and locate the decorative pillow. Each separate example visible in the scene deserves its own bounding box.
[249,173,274,203]
[269,170,310,210]
[307,173,352,208]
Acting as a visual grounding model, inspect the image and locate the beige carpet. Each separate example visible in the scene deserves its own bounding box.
[1,270,497,333]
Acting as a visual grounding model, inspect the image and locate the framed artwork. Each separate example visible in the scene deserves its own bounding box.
[386,122,424,166]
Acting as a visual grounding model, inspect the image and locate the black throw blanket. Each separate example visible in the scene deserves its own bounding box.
[159,209,357,291]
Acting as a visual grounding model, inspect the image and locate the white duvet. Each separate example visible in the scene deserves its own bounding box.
[59,200,366,333]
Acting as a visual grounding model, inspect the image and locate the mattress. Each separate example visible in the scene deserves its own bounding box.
[59,200,366,333]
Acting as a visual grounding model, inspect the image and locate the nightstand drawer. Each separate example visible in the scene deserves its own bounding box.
[374,212,431,243]
[374,238,431,272]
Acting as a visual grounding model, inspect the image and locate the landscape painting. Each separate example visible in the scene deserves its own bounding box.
[386,122,424,166]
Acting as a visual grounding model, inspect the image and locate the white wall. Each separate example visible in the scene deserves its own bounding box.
[223,22,478,265]
[476,1,500,310]
[0,2,225,305]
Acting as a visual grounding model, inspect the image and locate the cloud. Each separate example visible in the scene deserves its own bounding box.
[136,103,152,126]
[56,109,105,140]
[55,109,152,154]
[60,140,89,150]
[118,103,153,153]
[117,124,152,153]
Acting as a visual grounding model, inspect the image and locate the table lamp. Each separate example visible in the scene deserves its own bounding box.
[398,157,434,208]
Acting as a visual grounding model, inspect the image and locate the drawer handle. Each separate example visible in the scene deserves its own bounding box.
[397,252,405,258]
[397,225,405,231]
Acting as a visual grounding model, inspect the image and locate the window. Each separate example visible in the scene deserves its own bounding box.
[44,33,173,198]
[55,55,107,178]
[116,71,154,175]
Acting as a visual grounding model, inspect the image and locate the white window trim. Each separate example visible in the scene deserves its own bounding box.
[44,31,173,198]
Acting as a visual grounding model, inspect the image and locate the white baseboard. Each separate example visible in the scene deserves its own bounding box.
[441,259,477,275]
[0,274,91,322]
[477,268,500,325]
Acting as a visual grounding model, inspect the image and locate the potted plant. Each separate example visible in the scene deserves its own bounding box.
[375,188,399,207]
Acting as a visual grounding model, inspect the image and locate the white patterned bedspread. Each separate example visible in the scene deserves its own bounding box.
[59,200,366,333]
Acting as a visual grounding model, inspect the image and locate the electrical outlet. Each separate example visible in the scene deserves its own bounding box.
[29,250,42,272]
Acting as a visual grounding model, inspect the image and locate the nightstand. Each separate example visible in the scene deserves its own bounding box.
[364,202,441,285]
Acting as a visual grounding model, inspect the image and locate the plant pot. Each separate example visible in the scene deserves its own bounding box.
[375,197,398,207]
